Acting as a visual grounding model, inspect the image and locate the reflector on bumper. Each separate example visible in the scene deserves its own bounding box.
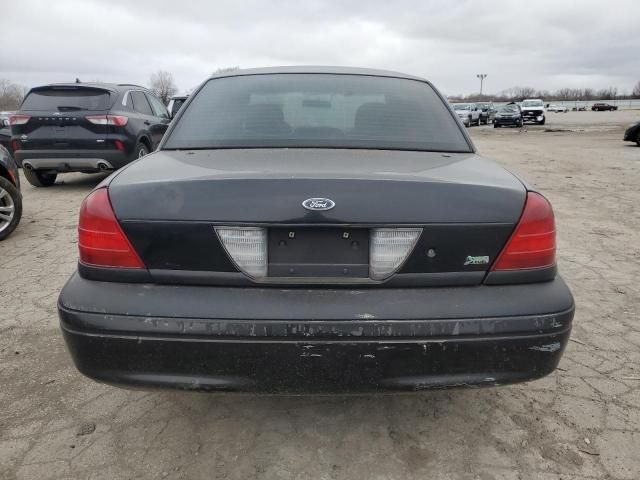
[215,227,267,278]
[369,228,422,280]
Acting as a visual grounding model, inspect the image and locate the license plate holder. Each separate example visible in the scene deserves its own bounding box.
[268,228,369,278]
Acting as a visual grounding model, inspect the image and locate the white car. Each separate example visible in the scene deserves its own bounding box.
[452,103,481,127]
[521,99,546,125]
[547,104,568,113]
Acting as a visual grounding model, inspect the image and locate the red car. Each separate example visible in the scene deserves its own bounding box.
[591,103,618,111]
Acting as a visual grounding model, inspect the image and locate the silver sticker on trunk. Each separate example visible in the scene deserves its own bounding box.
[464,255,490,266]
[302,198,335,211]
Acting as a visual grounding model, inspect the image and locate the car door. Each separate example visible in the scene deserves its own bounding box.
[471,104,480,122]
[144,93,171,147]
[129,90,157,146]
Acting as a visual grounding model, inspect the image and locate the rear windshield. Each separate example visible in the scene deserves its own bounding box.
[21,88,112,111]
[164,74,471,152]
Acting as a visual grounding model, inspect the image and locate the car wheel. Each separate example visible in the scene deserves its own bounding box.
[494,123,499,128]
[0,176,22,240]
[23,168,57,187]
[133,142,149,160]
[468,116,473,127]
[636,131,640,146]
[538,118,546,125]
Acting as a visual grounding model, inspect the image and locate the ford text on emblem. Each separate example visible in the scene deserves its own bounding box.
[302,198,335,211]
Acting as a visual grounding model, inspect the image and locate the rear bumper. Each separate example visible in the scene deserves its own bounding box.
[58,273,575,393]
[15,149,129,172]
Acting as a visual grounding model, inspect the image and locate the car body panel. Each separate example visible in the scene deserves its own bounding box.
[624,121,640,144]
[0,144,20,188]
[108,149,526,224]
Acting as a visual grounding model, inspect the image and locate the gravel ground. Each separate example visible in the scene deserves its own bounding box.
[1,110,639,480]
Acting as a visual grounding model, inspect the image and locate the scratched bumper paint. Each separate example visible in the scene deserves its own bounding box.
[58,273,574,393]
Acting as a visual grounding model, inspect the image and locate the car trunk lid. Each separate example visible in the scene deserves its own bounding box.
[107,149,526,285]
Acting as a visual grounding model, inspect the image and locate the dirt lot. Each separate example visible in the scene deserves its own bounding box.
[1,110,639,480]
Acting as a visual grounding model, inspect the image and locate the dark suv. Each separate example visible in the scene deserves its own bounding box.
[11,83,171,187]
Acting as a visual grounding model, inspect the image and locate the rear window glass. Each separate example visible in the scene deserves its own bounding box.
[21,88,111,111]
[164,74,471,152]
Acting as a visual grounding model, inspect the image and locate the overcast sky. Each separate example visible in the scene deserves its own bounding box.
[2,0,638,96]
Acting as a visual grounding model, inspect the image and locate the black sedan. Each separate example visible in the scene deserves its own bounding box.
[494,103,523,128]
[58,67,574,393]
[0,144,22,240]
[624,121,640,146]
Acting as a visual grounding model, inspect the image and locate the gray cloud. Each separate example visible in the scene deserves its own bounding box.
[2,0,638,95]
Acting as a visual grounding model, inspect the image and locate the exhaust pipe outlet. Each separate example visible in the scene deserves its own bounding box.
[97,162,110,171]
[23,162,33,171]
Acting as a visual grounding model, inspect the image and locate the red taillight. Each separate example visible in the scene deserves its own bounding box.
[11,140,20,152]
[491,192,556,271]
[9,114,31,125]
[78,188,144,269]
[86,115,128,126]
[114,140,125,151]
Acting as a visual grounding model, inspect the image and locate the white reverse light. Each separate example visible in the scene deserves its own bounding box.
[370,228,422,280]
[215,227,267,278]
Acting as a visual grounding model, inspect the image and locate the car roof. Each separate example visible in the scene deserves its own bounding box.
[208,66,429,82]
[29,82,148,94]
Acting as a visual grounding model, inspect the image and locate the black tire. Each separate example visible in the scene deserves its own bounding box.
[636,131,640,147]
[538,118,546,125]
[23,168,57,187]
[133,142,149,160]
[0,176,22,240]
[494,123,500,128]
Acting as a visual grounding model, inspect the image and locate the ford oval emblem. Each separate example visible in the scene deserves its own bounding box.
[302,198,335,211]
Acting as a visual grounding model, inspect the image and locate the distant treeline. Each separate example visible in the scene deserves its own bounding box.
[449,82,640,103]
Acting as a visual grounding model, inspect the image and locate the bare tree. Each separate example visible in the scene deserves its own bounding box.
[0,79,26,110]
[596,86,618,100]
[632,81,640,99]
[149,71,178,105]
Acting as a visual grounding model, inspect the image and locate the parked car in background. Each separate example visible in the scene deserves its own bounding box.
[624,120,640,146]
[167,95,188,118]
[493,103,523,128]
[476,102,496,124]
[546,104,568,113]
[11,82,171,187]
[452,103,481,127]
[521,99,546,125]
[0,144,22,240]
[59,66,574,394]
[591,103,618,111]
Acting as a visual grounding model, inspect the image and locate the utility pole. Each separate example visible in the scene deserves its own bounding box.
[476,74,487,96]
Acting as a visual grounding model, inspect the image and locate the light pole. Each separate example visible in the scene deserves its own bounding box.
[476,74,487,96]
